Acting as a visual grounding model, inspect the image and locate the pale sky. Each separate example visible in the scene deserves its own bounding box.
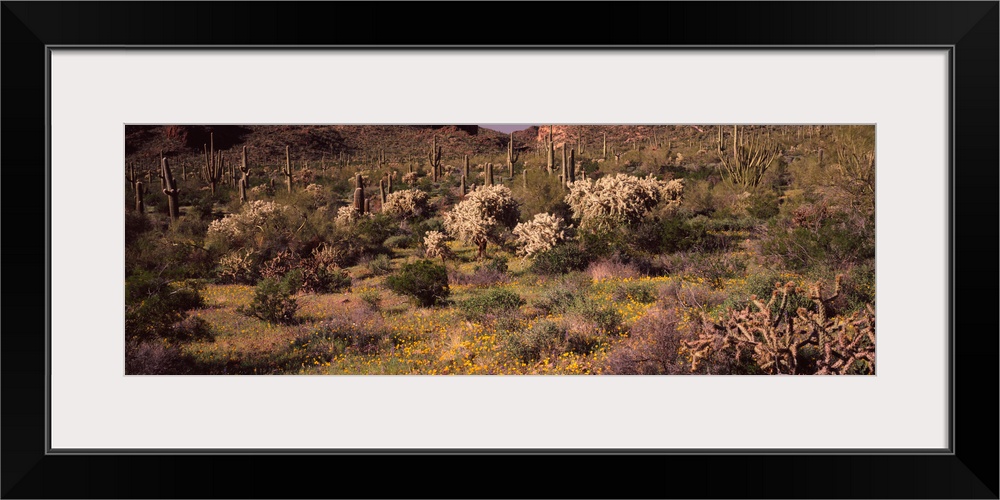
[479,124,536,134]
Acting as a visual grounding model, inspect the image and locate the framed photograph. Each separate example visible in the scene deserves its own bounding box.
[3,2,996,498]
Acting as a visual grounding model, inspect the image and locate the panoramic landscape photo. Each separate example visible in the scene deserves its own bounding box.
[125,124,875,375]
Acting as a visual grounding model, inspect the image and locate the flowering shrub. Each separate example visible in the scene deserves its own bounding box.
[512,213,566,257]
[422,230,453,261]
[564,174,683,229]
[442,185,520,259]
[382,189,429,220]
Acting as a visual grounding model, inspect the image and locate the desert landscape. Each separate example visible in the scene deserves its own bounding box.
[125,124,875,375]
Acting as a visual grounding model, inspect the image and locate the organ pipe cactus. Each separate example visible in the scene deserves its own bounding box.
[716,125,781,192]
[203,138,223,195]
[161,156,180,221]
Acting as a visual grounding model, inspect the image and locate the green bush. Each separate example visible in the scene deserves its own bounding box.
[125,271,204,341]
[367,254,393,276]
[238,273,300,324]
[459,288,524,320]
[529,244,590,275]
[501,320,565,363]
[611,282,657,304]
[385,259,450,307]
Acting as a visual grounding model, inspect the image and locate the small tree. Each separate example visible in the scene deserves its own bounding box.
[513,213,566,257]
[443,184,520,260]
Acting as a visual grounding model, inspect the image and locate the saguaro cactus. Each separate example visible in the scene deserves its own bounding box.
[353,173,365,213]
[238,146,251,204]
[429,136,443,182]
[485,163,494,187]
[507,132,519,179]
[202,140,223,195]
[126,162,139,192]
[461,175,467,195]
[134,181,147,212]
[161,156,180,221]
[379,178,387,204]
[283,145,293,193]
[602,132,607,160]
[568,148,576,184]
[463,154,470,180]
[546,125,554,174]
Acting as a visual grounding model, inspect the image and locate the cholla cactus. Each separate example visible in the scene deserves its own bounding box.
[303,183,327,208]
[513,213,566,257]
[249,184,273,198]
[382,188,429,219]
[217,248,258,284]
[423,230,453,262]
[207,200,293,246]
[680,277,875,375]
[335,205,364,226]
[442,184,520,260]
[402,171,418,186]
[564,173,683,229]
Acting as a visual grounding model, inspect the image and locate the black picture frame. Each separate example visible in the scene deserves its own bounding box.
[3,2,996,498]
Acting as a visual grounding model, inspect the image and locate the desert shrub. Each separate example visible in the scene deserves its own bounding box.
[687,252,749,289]
[385,259,450,307]
[611,282,657,304]
[501,320,565,363]
[605,307,685,374]
[358,287,382,311]
[125,272,204,341]
[747,188,781,219]
[125,338,192,375]
[586,258,642,281]
[459,288,524,320]
[565,330,607,355]
[366,254,393,276]
[383,235,411,250]
[573,299,626,336]
[761,206,874,271]
[125,210,152,246]
[443,184,520,259]
[238,273,300,324]
[216,249,260,284]
[382,188,430,220]
[565,173,683,229]
[171,316,215,342]
[529,243,591,275]
[480,256,508,274]
[512,213,566,257]
[842,263,875,312]
[309,311,389,356]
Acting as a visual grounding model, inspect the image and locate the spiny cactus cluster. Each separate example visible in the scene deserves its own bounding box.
[716,125,781,192]
[680,276,875,375]
[442,184,520,260]
[382,188,429,220]
[565,173,684,229]
[512,213,566,257]
[422,230,453,262]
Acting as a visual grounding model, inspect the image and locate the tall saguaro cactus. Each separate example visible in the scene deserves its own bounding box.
[716,125,781,192]
[126,162,139,192]
[238,146,251,203]
[546,125,554,174]
[353,173,366,214]
[602,132,607,160]
[507,132,519,179]
[485,163,494,187]
[283,145,293,193]
[203,136,223,194]
[134,181,147,212]
[463,154,470,181]
[429,136,443,182]
[161,155,180,221]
